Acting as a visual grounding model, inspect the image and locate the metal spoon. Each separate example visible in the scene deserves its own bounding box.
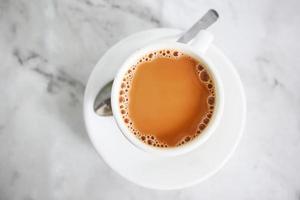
[94,9,219,116]
[177,9,218,43]
[94,80,113,116]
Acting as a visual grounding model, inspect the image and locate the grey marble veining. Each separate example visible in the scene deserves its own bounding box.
[0,0,300,199]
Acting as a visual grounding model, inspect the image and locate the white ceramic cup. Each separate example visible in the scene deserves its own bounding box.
[111,30,224,156]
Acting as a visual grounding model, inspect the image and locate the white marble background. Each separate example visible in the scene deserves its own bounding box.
[0,0,300,199]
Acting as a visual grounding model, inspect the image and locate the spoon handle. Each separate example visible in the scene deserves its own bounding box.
[177,9,219,43]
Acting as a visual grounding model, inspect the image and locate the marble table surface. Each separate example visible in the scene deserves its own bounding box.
[1,0,300,199]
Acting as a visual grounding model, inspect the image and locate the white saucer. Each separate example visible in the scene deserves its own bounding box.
[83,28,246,190]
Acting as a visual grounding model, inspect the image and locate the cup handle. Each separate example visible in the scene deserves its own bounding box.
[189,30,214,54]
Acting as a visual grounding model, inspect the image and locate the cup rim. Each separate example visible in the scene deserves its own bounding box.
[111,41,224,156]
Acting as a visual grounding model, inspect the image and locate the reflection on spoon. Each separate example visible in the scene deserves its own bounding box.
[94,80,113,116]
